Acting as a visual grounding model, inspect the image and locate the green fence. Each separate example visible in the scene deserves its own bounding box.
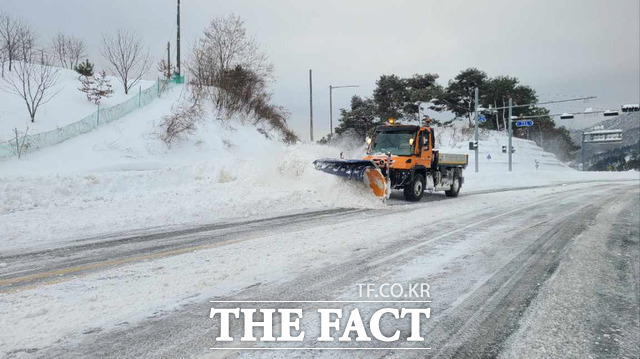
[0,79,170,159]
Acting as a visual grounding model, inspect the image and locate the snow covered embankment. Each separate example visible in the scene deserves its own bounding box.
[0,86,381,252]
[1,88,637,252]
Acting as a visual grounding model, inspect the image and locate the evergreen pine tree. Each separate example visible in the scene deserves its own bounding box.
[78,74,95,102]
[74,59,94,77]
[88,71,114,105]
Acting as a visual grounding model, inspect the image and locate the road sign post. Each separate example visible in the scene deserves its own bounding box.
[515,120,534,127]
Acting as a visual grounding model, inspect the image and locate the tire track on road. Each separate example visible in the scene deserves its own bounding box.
[30,183,633,359]
[425,190,634,359]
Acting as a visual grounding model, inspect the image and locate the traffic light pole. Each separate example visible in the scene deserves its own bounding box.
[581,133,586,171]
[474,87,479,173]
[508,97,513,172]
[485,95,598,172]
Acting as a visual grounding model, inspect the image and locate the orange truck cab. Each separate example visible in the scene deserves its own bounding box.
[364,123,468,201]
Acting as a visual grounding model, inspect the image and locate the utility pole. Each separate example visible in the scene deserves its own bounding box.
[329,85,358,136]
[329,86,333,136]
[309,69,314,142]
[474,87,479,173]
[166,41,171,79]
[508,97,513,172]
[176,0,181,76]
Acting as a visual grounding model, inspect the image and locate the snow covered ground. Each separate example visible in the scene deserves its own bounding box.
[0,64,154,143]
[0,84,637,253]
[0,82,638,358]
[1,180,636,357]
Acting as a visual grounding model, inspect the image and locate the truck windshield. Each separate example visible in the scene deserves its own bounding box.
[370,131,416,156]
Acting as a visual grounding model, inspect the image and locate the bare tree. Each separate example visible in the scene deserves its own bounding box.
[14,126,29,158]
[0,13,22,71]
[51,32,86,69]
[17,23,36,62]
[157,58,174,80]
[68,37,85,69]
[1,53,61,122]
[188,14,274,113]
[188,14,272,89]
[158,99,203,146]
[0,43,6,77]
[101,30,151,94]
[184,14,297,142]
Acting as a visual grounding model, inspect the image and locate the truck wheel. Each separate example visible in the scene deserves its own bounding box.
[445,175,461,197]
[403,173,425,202]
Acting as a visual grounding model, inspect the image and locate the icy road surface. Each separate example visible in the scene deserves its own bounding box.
[0,180,638,358]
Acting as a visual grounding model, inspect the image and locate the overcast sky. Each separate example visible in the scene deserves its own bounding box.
[2,0,639,138]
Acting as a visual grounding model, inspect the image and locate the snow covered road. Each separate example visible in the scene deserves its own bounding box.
[1,180,638,358]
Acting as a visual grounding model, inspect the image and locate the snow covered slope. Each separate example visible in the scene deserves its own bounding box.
[435,124,569,171]
[0,64,154,143]
[0,85,384,252]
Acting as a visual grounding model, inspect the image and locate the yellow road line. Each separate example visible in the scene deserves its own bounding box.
[0,238,248,294]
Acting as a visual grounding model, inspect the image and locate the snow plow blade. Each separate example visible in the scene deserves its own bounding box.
[312,159,389,199]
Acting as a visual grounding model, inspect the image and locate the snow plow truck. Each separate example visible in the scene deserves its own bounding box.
[313,119,468,201]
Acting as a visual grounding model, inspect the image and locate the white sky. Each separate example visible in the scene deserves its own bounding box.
[2,0,639,139]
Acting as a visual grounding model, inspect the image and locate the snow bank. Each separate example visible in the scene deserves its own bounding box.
[0,86,383,252]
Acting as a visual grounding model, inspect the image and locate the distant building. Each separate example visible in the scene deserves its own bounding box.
[621,104,639,112]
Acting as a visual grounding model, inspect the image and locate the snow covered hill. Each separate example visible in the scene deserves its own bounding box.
[570,112,640,148]
[435,124,569,170]
[0,64,154,143]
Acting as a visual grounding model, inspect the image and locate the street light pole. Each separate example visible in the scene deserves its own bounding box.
[329,86,332,136]
[329,85,358,136]
[309,69,313,142]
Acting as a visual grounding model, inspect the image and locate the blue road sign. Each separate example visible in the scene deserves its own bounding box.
[478,115,487,123]
[515,120,534,127]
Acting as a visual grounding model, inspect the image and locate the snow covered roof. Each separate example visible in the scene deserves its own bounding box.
[584,129,622,135]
